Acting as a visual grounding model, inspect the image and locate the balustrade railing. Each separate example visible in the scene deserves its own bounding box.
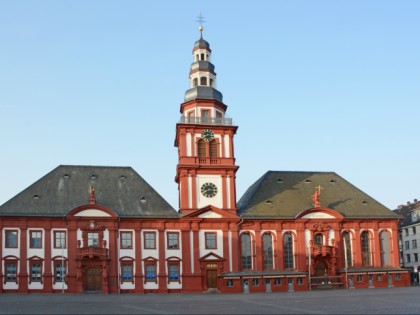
[179,116,232,126]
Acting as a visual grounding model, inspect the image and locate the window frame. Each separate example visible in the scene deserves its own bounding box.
[53,261,67,284]
[144,232,156,250]
[30,230,43,249]
[205,232,217,250]
[167,232,179,250]
[5,230,18,248]
[4,259,18,284]
[29,261,43,284]
[120,231,133,250]
[144,261,157,283]
[54,231,67,249]
[167,261,181,283]
[121,261,134,284]
[87,232,99,247]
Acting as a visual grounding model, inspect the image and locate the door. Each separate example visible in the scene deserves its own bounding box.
[314,261,328,277]
[206,269,217,288]
[85,267,102,292]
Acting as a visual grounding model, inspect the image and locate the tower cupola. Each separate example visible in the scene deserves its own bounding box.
[184,26,223,103]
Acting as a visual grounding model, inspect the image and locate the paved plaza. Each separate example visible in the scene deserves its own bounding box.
[1,287,419,314]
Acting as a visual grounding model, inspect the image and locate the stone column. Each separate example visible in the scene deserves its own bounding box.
[134,226,144,293]
[19,227,28,293]
[43,227,53,293]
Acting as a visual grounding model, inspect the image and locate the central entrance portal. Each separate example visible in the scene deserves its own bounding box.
[84,267,102,292]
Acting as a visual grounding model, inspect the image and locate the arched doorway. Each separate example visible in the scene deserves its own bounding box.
[84,267,102,292]
[314,260,328,277]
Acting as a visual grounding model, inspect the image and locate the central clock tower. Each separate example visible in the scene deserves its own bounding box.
[174,27,239,215]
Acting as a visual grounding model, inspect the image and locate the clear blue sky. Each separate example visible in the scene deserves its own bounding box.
[1,0,419,211]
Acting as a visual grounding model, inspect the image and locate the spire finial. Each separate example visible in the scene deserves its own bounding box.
[196,12,206,38]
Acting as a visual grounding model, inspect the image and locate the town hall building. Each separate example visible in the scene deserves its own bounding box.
[0,28,409,294]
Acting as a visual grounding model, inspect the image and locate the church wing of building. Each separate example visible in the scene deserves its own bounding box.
[0,28,409,294]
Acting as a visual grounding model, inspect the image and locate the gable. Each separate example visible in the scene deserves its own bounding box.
[74,209,111,217]
[198,211,222,218]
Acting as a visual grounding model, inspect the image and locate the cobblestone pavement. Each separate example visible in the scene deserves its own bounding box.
[1,287,419,314]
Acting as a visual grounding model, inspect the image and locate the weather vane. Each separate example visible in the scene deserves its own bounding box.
[196,12,206,36]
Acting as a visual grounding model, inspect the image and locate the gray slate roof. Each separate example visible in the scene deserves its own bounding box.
[184,86,223,103]
[237,171,397,219]
[0,165,178,218]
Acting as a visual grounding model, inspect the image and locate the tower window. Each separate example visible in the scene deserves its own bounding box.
[209,140,217,158]
[210,78,214,87]
[201,53,205,60]
[196,54,199,61]
[198,139,206,157]
[200,77,207,86]
[193,78,198,87]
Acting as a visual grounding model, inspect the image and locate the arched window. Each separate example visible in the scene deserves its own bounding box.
[209,140,217,158]
[314,233,323,246]
[197,139,206,157]
[200,53,205,60]
[283,233,294,269]
[209,78,214,87]
[200,77,207,86]
[342,231,352,268]
[263,233,273,270]
[241,233,252,270]
[380,230,391,266]
[361,231,371,266]
[196,54,199,61]
[193,78,198,87]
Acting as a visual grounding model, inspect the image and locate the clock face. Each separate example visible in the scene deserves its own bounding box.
[201,182,218,198]
[201,129,214,142]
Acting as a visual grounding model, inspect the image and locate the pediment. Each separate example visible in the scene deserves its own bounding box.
[297,207,344,219]
[74,209,111,217]
[199,252,224,262]
[67,204,117,217]
[182,205,239,219]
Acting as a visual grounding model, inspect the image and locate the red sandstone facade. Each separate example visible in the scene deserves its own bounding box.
[0,30,409,294]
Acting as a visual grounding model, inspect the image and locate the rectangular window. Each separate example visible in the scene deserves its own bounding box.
[30,231,42,248]
[54,231,66,249]
[121,263,133,282]
[201,110,210,123]
[297,277,303,285]
[120,232,133,249]
[274,278,281,285]
[413,227,416,235]
[415,253,418,262]
[145,263,156,282]
[54,262,66,282]
[167,232,179,250]
[144,232,156,249]
[5,230,18,248]
[405,241,410,250]
[87,232,99,247]
[6,262,17,282]
[205,232,217,249]
[376,274,382,281]
[405,229,409,236]
[413,239,417,249]
[252,279,259,286]
[30,263,42,282]
[168,263,180,282]
[406,254,411,263]
[396,274,401,280]
[226,279,234,287]
[357,275,363,282]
